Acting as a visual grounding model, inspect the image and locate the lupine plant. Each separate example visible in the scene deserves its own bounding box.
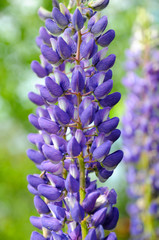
[27,0,123,239]
[122,9,159,240]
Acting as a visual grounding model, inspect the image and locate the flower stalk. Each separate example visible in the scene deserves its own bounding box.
[27,0,123,239]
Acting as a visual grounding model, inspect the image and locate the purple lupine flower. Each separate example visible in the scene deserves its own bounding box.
[27,0,123,239]
[122,17,159,239]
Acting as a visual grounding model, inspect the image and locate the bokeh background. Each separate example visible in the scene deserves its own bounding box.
[0,0,159,239]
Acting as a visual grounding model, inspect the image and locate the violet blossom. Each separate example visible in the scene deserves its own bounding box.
[122,12,159,240]
[27,0,123,239]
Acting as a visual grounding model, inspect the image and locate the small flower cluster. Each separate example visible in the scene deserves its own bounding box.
[27,0,123,239]
[122,33,159,239]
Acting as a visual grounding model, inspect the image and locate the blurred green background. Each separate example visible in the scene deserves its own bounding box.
[0,0,159,239]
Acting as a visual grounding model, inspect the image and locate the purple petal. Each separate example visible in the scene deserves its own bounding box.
[65,173,79,193]
[57,37,72,60]
[30,231,46,240]
[39,86,57,103]
[102,150,123,170]
[80,104,95,127]
[72,9,84,31]
[45,76,63,97]
[34,195,50,214]
[96,54,116,71]
[85,228,97,240]
[94,107,110,126]
[41,160,63,174]
[27,149,45,164]
[70,201,85,222]
[28,114,41,130]
[105,232,117,240]
[103,207,119,230]
[28,92,44,106]
[67,137,81,157]
[88,0,109,11]
[42,144,63,163]
[38,184,61,200]
[100,92,121,107]
[91,16,108,37]
[88,72,105,91]
[31,61,47,78]
[82,191,100,213]
[54,70,70,91]
[41,216,62,231]
[39,26,52,45]
[97,29,115,47]
[53,105,71,125]
[71,69,85,92]
[92,207,107,227]
[46,173,65,190]
[48,203,66,220]
[27,175,45,189]
[30,216,42,230]
[27,184,39,195]
[94,80,113,99]
[38,117,60,134]
[98,117,119,134]
[52,7,69,28]
[45,18,63,36]
[92,47,108,66]
[93,140,112,162]
[41,44,60,64]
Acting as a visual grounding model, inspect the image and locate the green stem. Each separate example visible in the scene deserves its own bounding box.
[78,155,86,204]
[75,28,88,238]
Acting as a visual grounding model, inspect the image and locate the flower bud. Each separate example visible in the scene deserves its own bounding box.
[82,191,100,213]
[96,54,116,71]
[92,207,108,227]
[102,150,123,171]
[28,92,44,106]
[67,137,82,157]
[45,19,63,36]
[38,184,61,201]
[103,207,119,230]
[42,144,63,163]
[41,216,62,231]
[31,60,47,78]
[31,231,46,240]
[72,9,84,31]
[93,140,112,162]
[71,68,85,92]
[88,0,109,11]
[27,149,45,164]
[41,160,63,175]
[94,80,113,99]
[45,76,63,97]
[52,7,69,29]
[48,203,66,220]
[30,216,42,230]
[65,173,79,193]
[57,37,72,60]
[98,117,119,134]
[100,92,121,108]
[85,228,97,240]
[34,195,50,214]
[41,44,61,64]
[27,175,45,189]
[91,16,108,37]
[97,29,115,47]
[39,27,52,45]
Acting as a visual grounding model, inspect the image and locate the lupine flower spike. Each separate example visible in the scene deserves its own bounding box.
[28,0,123,239]
[122,9,159,240]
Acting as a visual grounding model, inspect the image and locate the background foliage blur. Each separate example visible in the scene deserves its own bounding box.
[0,0,159,239]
